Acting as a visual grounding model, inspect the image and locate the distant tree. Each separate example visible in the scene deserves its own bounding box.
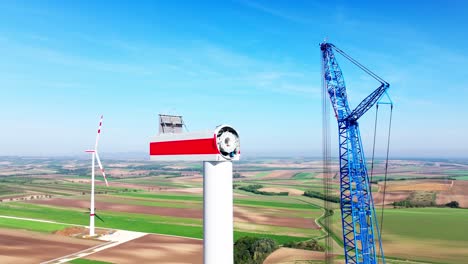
[234,237,278,264]
[233,173,244,178]
[283,239,325,251]
[304,190,340,203]
[445,201,460,208]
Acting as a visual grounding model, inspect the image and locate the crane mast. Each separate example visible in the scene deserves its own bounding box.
[320,42,389,264]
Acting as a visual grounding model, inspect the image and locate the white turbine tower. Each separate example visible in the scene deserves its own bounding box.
[85,115,108,236]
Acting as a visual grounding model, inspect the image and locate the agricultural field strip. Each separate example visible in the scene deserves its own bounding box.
[328,207,468,263]
[1,202,201,226]
[240,181,338,191]
[40,231,148,264]
[0,214,203,243]
[40,241,115,264]
[253,172,270,178]
[26,183,129,193]
[69,259,112,264]
[0,215,72,232]
[113,178,193,188]
[234,221,320,237]
[292,172,316,179]
[114,192,320,209]
[0,202,311,243]
[94,196,202,209]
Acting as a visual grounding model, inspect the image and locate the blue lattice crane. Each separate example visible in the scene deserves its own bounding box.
[320,42,391,264]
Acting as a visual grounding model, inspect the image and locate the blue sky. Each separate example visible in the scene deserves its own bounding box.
[0,0,467,158]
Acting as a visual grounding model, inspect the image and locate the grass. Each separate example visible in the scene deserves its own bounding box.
[331,207,468,242]
[445,169,468,175]
[0,185,24,197]
[115,191,319,209]
[453,175,468,180]
[292,172,316,179]
[98,195,202,209]
[380,207,468,242]
[235,221,321,238]
[69,259,113,264]
[233,231,309,245]
[0,202,203,237]
[0,217,69,233]
[253,172,270,178]
[329,207,468,264]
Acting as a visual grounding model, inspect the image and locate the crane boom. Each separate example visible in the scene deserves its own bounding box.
[320,42,389,264]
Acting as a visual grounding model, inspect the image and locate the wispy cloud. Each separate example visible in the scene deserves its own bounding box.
[0,37,154,76]
[237,0,316,24]
[0,33,319,98]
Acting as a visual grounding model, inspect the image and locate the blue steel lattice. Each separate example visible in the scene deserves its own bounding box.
[320,42,389,264]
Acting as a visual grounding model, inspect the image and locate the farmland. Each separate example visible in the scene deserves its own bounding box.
[0,156,467,263]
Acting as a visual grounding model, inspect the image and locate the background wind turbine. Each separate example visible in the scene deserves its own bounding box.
[85,115,108,236]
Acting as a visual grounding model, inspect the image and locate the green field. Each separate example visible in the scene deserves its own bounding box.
[382,208,468,242]
[253,172,270,178]
[292,172,316,179]
[114,192,319,210]
[328,207,468,264]
[0,217,69,233]
[0,201,313,244]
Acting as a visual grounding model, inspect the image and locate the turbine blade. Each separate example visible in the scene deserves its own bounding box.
[95,151,109,187]
[95,115,103,150]
[95,213,105,222]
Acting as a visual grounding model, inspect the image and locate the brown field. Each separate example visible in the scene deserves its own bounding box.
[262,170,297,180]
[382,234,468,264]
[258,187,304,196]
[160,187,203,194]
[106,168,150,177]
[0,228,101,264]
[373,191,411,205]
[240,163,314,169]
[436,180,468,207]
[94,181,159,190]
[28,197,316,230]
[83,234,202,264]
[29,198,204,219]
[173,175,203,183]
[234,206,319,229]
[384,180,451,192]
[55,226,110,237]
[263,248,327,264]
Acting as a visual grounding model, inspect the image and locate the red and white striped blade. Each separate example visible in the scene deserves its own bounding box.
[94,115,103,150]
[95,151,109,187]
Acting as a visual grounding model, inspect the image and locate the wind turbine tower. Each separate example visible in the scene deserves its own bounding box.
[85,115,109,236]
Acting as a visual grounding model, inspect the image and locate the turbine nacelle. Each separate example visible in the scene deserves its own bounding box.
[149,124,240,162]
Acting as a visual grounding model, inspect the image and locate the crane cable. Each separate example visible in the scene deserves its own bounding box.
[331,44,388,85]
[369,103,393,261]
[369,105,380,184]
[379,104,393,237]
[321,50,333,264]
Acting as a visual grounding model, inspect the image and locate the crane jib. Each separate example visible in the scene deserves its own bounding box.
[321,42,389,264]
